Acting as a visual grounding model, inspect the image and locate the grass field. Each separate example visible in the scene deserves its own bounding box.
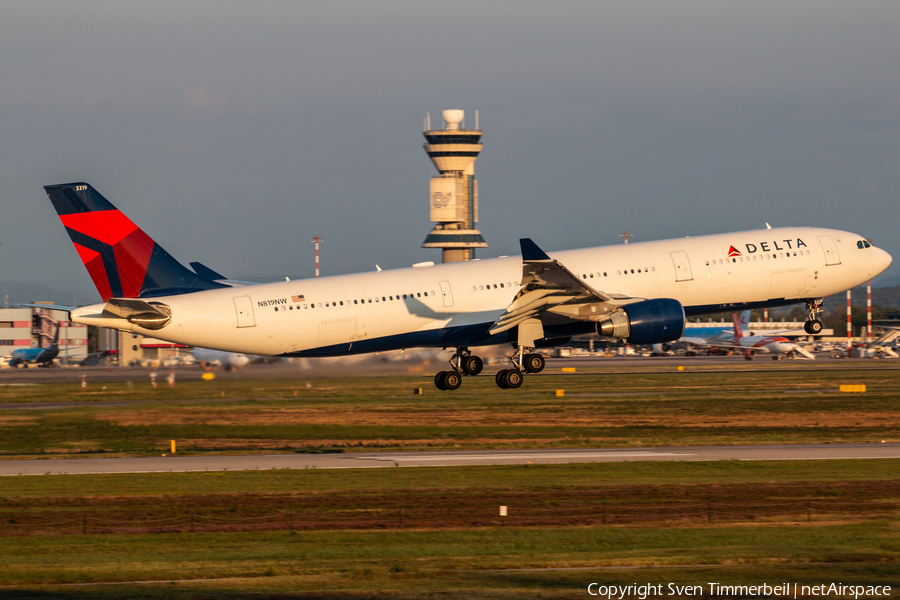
[1,367,899,457]
[2,365,899,597]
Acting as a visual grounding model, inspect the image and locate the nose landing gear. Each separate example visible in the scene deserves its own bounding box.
[804,298,825,335]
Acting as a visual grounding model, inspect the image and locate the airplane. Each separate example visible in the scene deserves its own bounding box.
[192,347,252,371]
[36,183,891,390]
[679,309,753,342]
[651,309,750,355]
[7,324,61,367]
[681,312,815,360]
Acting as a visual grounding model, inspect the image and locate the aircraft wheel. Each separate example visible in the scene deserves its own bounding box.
[524,354,545,373]
[503,369,524,389]
[444,371,462,391]
[461,356,484,376]
[495,369,510,389]
[805,320,823,335]
[434,371,449,391]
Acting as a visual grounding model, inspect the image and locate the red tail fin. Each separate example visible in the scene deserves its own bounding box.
[44,182,225,301]
[731,313,744,340]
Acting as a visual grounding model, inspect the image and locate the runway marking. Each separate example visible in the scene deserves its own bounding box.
[354,451,694,462]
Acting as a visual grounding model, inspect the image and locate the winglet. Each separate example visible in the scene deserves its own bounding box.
[520,238,551,262]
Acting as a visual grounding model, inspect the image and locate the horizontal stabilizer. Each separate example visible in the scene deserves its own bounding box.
[17,303,77,312]
[190,261,226,280]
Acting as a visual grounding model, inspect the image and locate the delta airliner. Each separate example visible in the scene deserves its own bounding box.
[37,183,891,390]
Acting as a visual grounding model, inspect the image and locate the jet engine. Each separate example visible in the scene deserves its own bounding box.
[595,298,685,345]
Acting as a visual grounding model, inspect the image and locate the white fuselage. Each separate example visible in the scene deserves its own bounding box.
[70,227,891,356]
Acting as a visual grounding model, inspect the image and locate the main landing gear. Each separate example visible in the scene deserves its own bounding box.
[434,347,484,391]
[804,298,825,335]
[495,346,545,390]
[432,346,545,391]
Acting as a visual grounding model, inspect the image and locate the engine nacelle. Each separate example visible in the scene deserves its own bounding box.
[595,298,685,345]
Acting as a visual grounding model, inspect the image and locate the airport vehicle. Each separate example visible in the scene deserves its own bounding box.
[7,325,60,367]
[681,313,814,360]
[38,183,891,389]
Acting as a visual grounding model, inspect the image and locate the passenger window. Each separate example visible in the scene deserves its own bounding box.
[382,297,386,301]
[304,304,308,309]
[500,283,505,288]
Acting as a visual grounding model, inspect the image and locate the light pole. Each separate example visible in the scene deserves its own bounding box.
[311,235,323,277]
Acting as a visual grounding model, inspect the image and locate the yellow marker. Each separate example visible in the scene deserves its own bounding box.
[414,387,423,395]
[556,389,565,397]
[562,367,576,373]
[202,372,215,381]
[677,366,684,371]
[839,384,866,393]
[170,440,176,453]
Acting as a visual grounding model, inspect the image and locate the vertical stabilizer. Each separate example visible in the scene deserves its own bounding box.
[44,183,225,301]
[731,312,745,340]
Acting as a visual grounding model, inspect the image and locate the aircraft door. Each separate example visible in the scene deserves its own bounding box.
[233,296,256,328]
[818,235,841,266]
[439,280,454,307]
[670,251,693,282]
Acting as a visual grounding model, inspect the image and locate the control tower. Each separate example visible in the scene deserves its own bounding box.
[421,109,488,263]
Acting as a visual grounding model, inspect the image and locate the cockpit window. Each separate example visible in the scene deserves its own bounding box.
[864,240,871,248]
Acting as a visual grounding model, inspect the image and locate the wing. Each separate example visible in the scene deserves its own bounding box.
[489,238,642,336]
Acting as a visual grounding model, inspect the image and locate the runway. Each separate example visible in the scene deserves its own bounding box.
[2,443,898,476]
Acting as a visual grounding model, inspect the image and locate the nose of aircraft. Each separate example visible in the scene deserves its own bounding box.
[878,248,893,274]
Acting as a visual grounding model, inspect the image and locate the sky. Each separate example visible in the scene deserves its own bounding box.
[2,1,899,303]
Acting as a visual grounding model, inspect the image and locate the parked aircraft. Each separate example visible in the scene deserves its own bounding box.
[681,313,815,359]
[8,325,60,367]
[683,310,752,341]
[38,183,890,389]
[193,347,252,371]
